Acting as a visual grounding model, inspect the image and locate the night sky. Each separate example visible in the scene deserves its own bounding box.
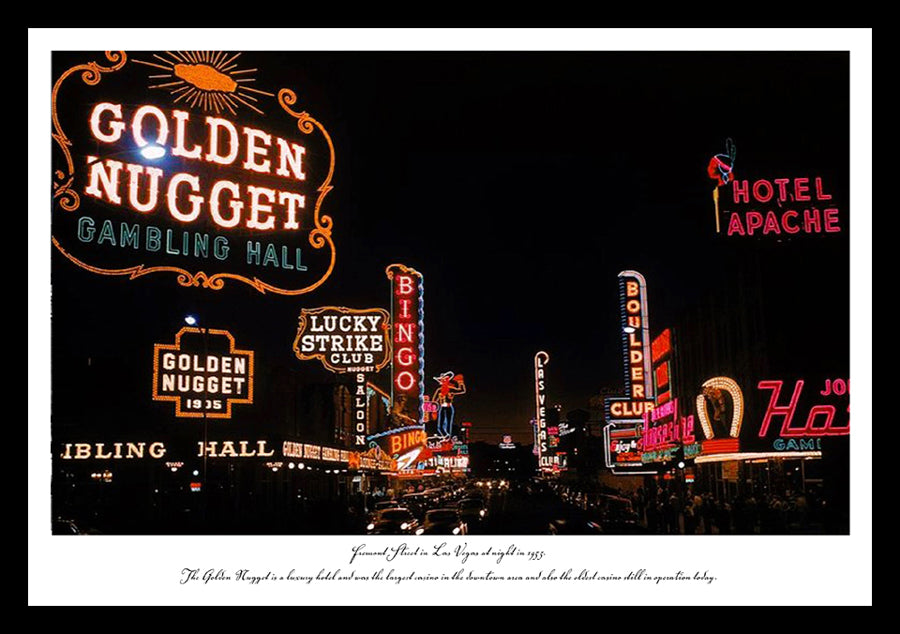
[50,50,850,443]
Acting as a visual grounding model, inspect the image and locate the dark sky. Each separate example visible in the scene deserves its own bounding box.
[50,50,850,443]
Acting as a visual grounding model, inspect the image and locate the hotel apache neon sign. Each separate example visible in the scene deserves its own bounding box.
[152,327,254,418]
[51,51,336,295]
[708,141,842,237]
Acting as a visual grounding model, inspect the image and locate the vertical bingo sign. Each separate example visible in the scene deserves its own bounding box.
[386,264,426,429]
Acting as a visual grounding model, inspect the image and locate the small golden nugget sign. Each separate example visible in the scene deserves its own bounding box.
[153,327,254,418]
[51,51,336,295]
[292,306,391,373]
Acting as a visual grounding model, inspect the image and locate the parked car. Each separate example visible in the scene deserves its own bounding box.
[366,508,420,535]
[457,497,487,523]
[416,508,468,535]
[595,494,642,532]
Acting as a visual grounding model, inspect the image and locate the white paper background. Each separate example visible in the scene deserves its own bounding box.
[28,28,872,606]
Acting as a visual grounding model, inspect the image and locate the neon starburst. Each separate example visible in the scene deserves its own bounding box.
[133,51,274,116]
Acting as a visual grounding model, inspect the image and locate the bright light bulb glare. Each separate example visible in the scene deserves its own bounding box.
[140,144,166,160]
[185,315,197,326]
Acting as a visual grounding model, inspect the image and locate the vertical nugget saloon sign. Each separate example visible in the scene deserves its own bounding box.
[51,51,336,294]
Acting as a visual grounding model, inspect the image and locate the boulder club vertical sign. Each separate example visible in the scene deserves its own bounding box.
[604,270,656,475]
[292,306,391,446]
[51,51,336,295]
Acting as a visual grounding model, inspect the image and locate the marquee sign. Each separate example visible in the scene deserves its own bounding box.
[51,51,336,295]
[152,327,254,418]
[292,307,391,374]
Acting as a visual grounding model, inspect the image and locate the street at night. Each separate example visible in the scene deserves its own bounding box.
[29,29,872,607]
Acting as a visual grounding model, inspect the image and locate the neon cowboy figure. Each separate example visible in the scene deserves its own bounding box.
[433,371,466,438]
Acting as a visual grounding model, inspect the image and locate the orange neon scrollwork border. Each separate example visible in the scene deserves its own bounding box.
[152,327,255,419]
[51,52,336,296]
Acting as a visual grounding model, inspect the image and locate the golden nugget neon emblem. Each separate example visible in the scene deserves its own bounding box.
[51,51,336,295]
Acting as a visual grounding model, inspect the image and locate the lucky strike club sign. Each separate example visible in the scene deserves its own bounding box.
[152,327,254,418]
[292,307,391,374]
[51,51,336,295]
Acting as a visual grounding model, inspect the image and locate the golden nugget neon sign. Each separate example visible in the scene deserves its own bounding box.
[51,51,336,295]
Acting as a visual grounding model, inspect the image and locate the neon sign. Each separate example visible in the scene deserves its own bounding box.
[619,271,653,402]
[431,371,466,439]
[293,307,391,374]
[282,441,348,463]
[51,51,336,295]
[387,264,425,427]
[603,423,654,473]
[641,398,697,460]
[60,442,166,460]
[196,439,274,458]
[651,328,673,405]
[534,351,551,470]
[693,376,744,455]
[499,435,515,449]
[757,379,850,438]
[603,270,659,475]
[722,177,841,237]
[152,327,254,418]
[708,138,736,233]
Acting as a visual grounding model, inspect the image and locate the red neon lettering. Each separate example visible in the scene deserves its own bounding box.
[824,208,841,233]
[395,322,415,344]
[815,177,832,200]
[803,208,822,233]
[774,178,790,202]
[794,177,810,201]
[758,380,804,437]
[627,315,641,328]
[752,179,773,203]
[397,275,415,296]
[396,347,415,367]
[732,180,749,203]
[782,210,800,234]
[726,212,745,236]
[745,211,763,235]
[395,371,415,391]
[626,299,640,314]
[399,298,412,320]
[763,211,781,235]
[804,405,836,435]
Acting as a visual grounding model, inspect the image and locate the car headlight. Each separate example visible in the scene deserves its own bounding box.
[479,509,485,517]
[415,528,424,535]
[401,522,409,530]
[366,523,375,530]
[452,527,460,535]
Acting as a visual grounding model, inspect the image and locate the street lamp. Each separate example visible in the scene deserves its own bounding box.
[186,314,208,520]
